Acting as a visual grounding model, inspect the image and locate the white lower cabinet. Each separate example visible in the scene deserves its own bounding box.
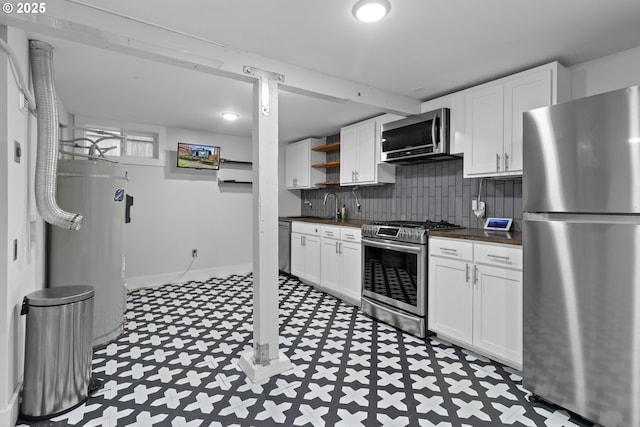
[320,226,342,293]
[290,222,321,284]
[291,222,362,305]
[320,225,361,305]
[429,256,474,344]
[340,236,362,304]
[473,263,522,365]
[428,237,522,369]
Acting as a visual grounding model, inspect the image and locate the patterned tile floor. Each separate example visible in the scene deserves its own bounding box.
[17,274,598,427]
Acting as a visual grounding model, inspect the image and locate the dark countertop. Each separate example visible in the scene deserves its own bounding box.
[281,217,523,243]
[279,216,370,229]
[429,228,522,246]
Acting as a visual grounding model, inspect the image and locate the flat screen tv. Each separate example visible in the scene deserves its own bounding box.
[177,142,220,170]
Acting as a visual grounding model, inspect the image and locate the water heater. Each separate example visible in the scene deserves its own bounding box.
[48,159,128,346]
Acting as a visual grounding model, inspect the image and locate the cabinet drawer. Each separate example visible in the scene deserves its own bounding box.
[321,225,341,240]
[292,221,320,236]
[340,228,361,243]
[429,238,473,261]
[475,243,522,270]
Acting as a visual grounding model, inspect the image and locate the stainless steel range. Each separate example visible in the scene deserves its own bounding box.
[361,220,462,337]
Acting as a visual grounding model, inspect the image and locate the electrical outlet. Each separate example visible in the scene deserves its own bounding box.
[18,93,28,114]
[192,249,198,258]
[473,200,486,219]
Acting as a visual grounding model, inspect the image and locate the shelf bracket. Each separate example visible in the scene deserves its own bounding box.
[243,66,285,116]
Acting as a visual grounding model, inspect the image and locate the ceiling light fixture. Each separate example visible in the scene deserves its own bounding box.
[221,112,239,121]
[352,0,391,23]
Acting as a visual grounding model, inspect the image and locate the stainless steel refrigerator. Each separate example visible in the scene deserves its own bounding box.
[523,85,640,427]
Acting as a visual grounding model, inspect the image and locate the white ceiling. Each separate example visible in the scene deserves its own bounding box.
[23,0,640,143]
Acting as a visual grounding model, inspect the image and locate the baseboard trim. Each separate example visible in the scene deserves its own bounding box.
[0,381,21,427]
[125,264,252,290]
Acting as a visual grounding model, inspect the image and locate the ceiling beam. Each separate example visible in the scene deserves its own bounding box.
[0,12,421,116]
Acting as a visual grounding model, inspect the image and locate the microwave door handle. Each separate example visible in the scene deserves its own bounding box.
[432,112,439,153]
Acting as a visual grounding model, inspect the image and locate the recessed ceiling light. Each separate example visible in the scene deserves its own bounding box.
[352,0,391,23]
[221,112,239,121]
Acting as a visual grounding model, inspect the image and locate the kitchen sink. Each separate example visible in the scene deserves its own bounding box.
[285,216,323,219]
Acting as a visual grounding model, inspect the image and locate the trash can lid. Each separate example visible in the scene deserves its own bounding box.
[25,285,95,307]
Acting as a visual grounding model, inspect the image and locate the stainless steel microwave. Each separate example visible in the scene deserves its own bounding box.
[381,108,452,163]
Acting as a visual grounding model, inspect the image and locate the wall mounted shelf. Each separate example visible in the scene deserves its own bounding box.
[220,158,253,166]
[218,158,252,186]
[311,160,341,169]
[311,141,340,153]
[218,179,252,185]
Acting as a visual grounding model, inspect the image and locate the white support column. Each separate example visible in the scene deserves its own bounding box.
[238,66,292,382]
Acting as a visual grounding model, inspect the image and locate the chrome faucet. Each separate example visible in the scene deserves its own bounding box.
[323,191,339,220]
[302,189,312,208]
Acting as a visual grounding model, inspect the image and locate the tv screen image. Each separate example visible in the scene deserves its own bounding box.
[177,142,220,170]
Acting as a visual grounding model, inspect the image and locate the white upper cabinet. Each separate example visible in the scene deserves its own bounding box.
[463,84,504,175]
[503,69,552,173]
[463,61,570,178]
[340,114,403,186]
[285,138,325,189]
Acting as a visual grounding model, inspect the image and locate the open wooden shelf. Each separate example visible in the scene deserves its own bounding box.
[311,141,341,153]
[311,160,340,169]
[315,181,341,186]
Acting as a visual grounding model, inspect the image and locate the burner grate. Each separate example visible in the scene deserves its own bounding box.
[372,219,462,230]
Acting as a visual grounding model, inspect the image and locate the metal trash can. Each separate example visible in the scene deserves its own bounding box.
[20,285,95,419]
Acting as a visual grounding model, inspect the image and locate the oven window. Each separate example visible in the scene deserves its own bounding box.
[363,245,418,307]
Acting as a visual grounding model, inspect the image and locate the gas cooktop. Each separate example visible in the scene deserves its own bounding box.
[371,220,462,229]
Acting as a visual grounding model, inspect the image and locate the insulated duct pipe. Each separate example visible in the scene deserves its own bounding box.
[30,40,83,230]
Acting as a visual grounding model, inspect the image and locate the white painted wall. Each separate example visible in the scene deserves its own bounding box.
[570,45,640,99]
[124,127,254,289]
[0,26,44,426]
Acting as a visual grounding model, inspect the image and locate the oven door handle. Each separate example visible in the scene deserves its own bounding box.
[362,238,423,254]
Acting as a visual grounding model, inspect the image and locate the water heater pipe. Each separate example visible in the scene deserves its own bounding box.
[30,40,83,230]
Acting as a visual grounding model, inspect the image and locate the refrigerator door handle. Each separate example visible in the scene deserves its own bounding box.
[496,153,501,172]
[504,153,509,171]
